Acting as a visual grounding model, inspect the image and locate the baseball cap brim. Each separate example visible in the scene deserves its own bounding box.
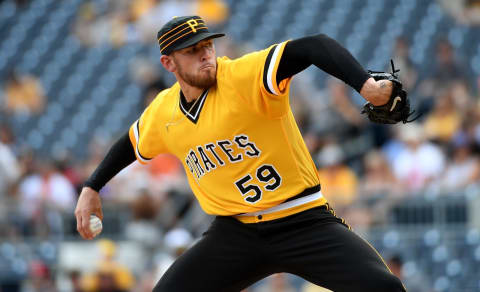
[172,32,225,52]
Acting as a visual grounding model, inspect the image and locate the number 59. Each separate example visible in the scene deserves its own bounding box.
[234,164,282,204]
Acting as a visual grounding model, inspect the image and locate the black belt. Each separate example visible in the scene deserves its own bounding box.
[284,185,321,203]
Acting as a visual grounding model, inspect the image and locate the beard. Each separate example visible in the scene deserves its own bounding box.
[176,62,217,89]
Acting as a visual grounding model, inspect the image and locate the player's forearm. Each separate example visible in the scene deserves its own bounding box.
[83,131,136,192]
[278,34,371,93]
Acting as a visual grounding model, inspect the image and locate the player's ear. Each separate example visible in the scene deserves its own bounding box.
[160,55,176,72]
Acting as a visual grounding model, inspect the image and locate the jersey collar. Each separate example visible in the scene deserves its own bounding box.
[179,89,209,124]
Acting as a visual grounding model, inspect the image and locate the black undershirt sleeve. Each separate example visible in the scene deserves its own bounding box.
[83,131,136,192]
[277,34,371,93]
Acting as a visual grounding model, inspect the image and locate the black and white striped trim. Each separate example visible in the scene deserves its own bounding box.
[179,89,209,124]
[263,43,283,95]
[132,120,152,164]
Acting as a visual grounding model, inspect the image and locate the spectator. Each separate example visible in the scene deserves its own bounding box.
[423,87,462,143]
[214,37,244,60]
[386,254,430,292]
[418,39,468,116]
[432,39,466,85]
[68,270,84,292]
[107,155,184,205]
[465,0,480,24]
[124,188,163,248]
[130,57,166,88]
[164,228,193,258]
[308,78,365,138]
[18,159,76,218]
[194,0,229,28]
[302,130,322,155]
[148,154,182,179]
[0,123,20,197]
[72,1,98,47]
[136,0,194,43]
[328,78,365,128]
[439,141,480,191]
[23,260,57,292]
[0,122,16,148]
[391,123,445,193]
[142,82,166,109]
[359,150,399,199]
[72,1,139,48]
[83,239,135,292]
[450,80,474,112]
[317,143,358,210]
[129,57,168,109]
[390,36,418,92]
[129,0,157,22]
[2,69,45,116]
[151,228,193,285]
[327,79,365,133]
[438,0,480,25]
[358,150,400,225]
[95,270,128,292]
[109,10,133,48]
[288,82,312,132]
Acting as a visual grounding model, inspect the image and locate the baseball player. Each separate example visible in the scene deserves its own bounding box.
[75,16,406,292]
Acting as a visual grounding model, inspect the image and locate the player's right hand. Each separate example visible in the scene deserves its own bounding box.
[75,187,103,240]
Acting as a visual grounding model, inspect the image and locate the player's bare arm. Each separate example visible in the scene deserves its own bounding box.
[75,132,135,239]
[276,34,391,106]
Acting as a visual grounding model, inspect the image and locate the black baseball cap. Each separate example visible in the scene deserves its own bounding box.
[157,16,225,55]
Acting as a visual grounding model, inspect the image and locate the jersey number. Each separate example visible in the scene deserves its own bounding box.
[234,164,282,204]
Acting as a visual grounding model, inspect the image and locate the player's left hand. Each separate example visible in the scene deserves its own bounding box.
[75,187,103,240]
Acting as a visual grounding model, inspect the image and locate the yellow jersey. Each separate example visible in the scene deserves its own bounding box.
[129,41,326,216]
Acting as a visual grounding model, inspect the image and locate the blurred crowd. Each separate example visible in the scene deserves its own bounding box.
[72,0,228,48]
[438,0,480,25]
[1,0,480,291]
[295,35,480,233]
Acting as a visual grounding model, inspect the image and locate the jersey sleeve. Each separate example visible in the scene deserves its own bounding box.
[128,96,167,164]
[262,41,292,97]
[222,41,293,117]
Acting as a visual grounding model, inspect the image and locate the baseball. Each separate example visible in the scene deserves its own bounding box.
[89,215,103,237]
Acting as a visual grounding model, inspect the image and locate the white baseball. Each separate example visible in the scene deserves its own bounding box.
[89,215,103,237]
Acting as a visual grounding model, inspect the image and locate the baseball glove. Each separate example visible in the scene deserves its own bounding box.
[361,60,418,124]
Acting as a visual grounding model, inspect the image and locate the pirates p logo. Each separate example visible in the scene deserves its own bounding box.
[187,19,199,33]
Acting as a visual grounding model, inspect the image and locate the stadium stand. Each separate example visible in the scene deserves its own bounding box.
[1,0,479,291]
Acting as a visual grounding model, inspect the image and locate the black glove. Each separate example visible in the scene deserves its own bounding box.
[361,60,418,124]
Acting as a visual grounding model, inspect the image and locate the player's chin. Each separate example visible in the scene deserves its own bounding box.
[201,77,216,89]
[198,72,216,87]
